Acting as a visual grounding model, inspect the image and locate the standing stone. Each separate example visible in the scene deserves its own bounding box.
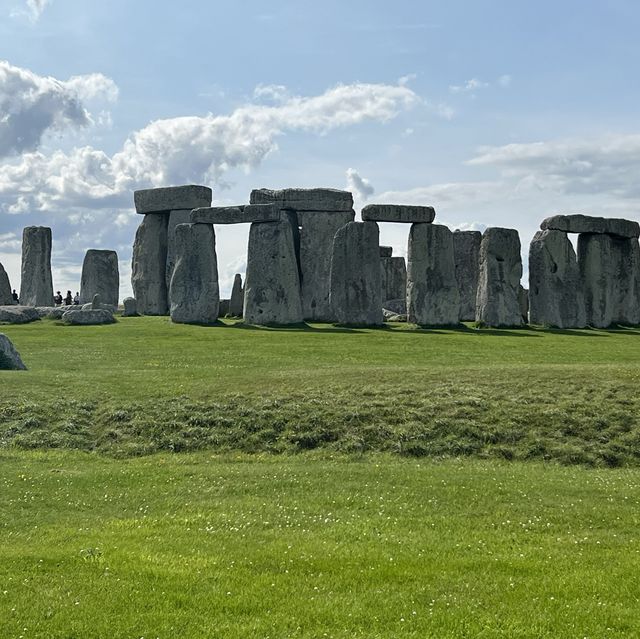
[169,224,220,325]
[244,220,303,325]
[453,230,482,322]
[165,209,192,289]
[476,228,523,327]
[616,237,640,325]
[518,285,529,324]
[297,210,355,321]
[0,262,12,305]
[229,273,244,316]
[0,333,27,370]
[131,213,169,315]
[122,297,138,317]
[329,221,382,326]
[407,224,460,326]
[80,250,119,306]
[20,226,54,307]
[381,256,407,305]
[529,230,586,328]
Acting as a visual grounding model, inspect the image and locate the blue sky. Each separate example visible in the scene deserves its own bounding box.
[2,0,640,296]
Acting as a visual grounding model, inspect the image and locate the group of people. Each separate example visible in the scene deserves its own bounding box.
[54,291,80,306]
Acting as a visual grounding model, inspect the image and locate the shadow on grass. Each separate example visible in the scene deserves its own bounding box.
[229,322,367,334]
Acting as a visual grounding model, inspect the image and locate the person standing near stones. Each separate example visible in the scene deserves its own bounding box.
[12,290,18,303]
[64,291,73,306]
[54,291,63,306]
[74,292,80,305]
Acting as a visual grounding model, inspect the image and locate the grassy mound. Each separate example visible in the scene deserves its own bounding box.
[1,317,640,464]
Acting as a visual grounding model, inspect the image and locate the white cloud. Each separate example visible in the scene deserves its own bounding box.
[449,78,489,94]
[253,84,290,103]
[398,73,417,87]
[0,60,118,158]
[498,74,512,87]
[346,168,374,202]
[19,0,51,22]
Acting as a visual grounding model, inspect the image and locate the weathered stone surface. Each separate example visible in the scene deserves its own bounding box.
[219,299,230,316]
[41,305,74,319]
[169,224,220,325]
[61,309,116,325]
[476,228,523,327]
[191,204,282,225]
[541,214,640,238]
[166,209,192,288]
[229,274,244,316]
[453,230,482,322]
[407,224,460,326]
[329,221,382,326]
[134,185,212,214]
[383,308,407,322]
[381,256,407,306]
[297,210,355,321]
[0,262,12,305]
[578,233,640,327]
[379,246,393,258]
[244,220,303,325]
[250,188,353,212]
[0,306,40,324]
[362,204,436,224]
[382,298,406,315]
[528,230,586,328]
[131,213,169,315]
[122,297,138,317]
[79,250,119,306]
[20,226,54,307]
[518,285,529,324]
[0,333,26,370]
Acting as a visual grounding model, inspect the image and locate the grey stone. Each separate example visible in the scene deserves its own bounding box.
[131,213,169,315]
[20,226,54,307]
[219,299,230,317]
[169,223,220,325]
[528,230,586,328]
[362,204,436,224]
[250,188,353,212]
[122,297,139,317]
[379,246,393,258]
[383,310,407,322]
[382,298,406,315]
[61,309,116,325]
[518,285,529,324]
[476,228,523,327]
[541,214,640,239]
[166,209,192,289]
[229,274,243,316]
[42,305,74,319]
[453,230,482,322]
[244,220,303,325]
[134,185,212,214]
[79,250,119,306]
[407,224,460,326]
[0,306,40,324]
[329,221,382,326]
[0,262,12,305]
[0,333,27,370]
[381,256,407,308]
[578,233,640,327]
[191,204,282,225]
[297,210,355,321]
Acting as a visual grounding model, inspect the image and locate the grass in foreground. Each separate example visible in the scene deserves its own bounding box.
[1,451,639,638]
[2,317,640,463]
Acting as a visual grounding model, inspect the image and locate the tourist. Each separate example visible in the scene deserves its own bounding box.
[73,292,80,305]
[54,291,63,306]
[12,290,18,304]
[64,291,73,306]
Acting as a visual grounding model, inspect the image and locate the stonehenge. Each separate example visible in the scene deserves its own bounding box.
[122,297,139,317]
[0,262,12,305]
[0,333,27,370]
[80,250,119,306]
[20,226,54,307]
[362,204,436,224]
[229,274,243,316]
[62,308,116,325]
[380,247,407,312]
[453,231,482,322]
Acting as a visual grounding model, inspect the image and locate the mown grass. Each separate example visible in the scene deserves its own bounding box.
[2,317,640,464]
[1,451,640,638]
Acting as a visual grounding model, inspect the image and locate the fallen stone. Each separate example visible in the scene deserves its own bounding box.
[383,310,407,322]
[0,262,12,305]
[244,220,303,325]
[61,309,116,325]
[297,210,355,321]
[36,305,74,319]
[329,221,382,326]
[122,297,139,317]
[229,274,244,316]
[20,226,54,307]
[362,204,436,224]
[166,209,192,289]
[131,213,169,315]
[134,185,212,214]
[528,230,586,328]
[0,333,26,370]
[0,306,40,324]
[476,228,523,327]
[379,246,393,258]
[407,224,460,326]
[169,224,220,325]
[250,188,353,212]
[383,298,407,314]
[541,214,640,239]
[381,256,406,309]
[79,249,119,306]
[453,230,482,322]
[191,204,282,225]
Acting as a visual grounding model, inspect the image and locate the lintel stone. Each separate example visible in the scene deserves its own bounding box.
[134,185,212,214]
[191,204,282,225]
[541,214,640,238]
[361,204,436,224]
[250,188,353,212]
